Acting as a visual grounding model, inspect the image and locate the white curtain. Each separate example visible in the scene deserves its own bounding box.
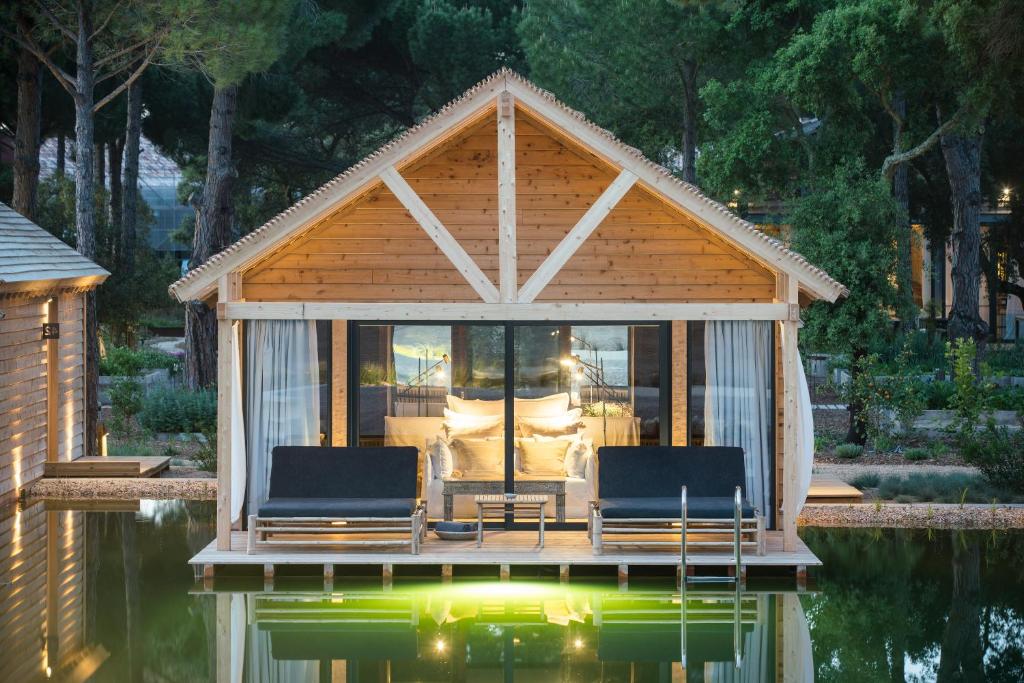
[704,321,773,514]
[795,352,815,514]
[246,621,319,683]
[246,320,321,512]
[231,323,246,524]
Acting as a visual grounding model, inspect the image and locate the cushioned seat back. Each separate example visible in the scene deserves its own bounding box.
[597,446,746,498]
[268,446,418,499]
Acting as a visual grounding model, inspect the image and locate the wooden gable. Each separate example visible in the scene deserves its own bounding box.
[241,103,775,304]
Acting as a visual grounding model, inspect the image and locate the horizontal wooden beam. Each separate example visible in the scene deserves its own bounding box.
[221,301,791,321]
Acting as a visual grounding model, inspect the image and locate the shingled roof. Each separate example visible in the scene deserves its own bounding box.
[0,202,109,296]
[169,68,847,303]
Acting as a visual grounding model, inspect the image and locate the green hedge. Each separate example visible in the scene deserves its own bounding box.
[138,386,216,434]
[100,346,180,377]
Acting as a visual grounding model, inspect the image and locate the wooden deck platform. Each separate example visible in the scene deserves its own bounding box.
[192,529,821,580]
[43,455,171,478]
[806,475,863,504]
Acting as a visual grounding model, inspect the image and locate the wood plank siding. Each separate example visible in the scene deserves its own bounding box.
[241,105,776,304]
[0,293,86,500]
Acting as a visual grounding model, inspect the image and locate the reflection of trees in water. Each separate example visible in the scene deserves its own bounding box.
[803,528,1024,682]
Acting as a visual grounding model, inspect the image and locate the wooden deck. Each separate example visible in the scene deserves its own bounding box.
[43,455,170,478]
[192,529,820,579]
[807,475,863,504]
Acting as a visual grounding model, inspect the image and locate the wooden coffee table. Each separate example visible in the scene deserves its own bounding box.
[442,478,567,522]
[475,494,548,547]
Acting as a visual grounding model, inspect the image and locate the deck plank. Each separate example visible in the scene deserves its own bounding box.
[43,456,171,478]
[806,475,863,504]
[191,529,821,568]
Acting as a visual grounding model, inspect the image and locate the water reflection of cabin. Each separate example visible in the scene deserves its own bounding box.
[170,69,845,564]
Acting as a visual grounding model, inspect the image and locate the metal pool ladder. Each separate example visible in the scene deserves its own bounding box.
[680,485,742,583]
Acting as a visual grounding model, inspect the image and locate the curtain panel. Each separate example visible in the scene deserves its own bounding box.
[703,321,773,514]
[245,320,321,513]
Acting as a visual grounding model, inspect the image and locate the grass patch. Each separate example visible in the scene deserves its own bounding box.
[873,472,1024,504]
[835,443,864,459]
[903,447,929,461]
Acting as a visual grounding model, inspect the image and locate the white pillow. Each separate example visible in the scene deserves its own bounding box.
[447,395,504,416]
[517,408,583,437]
[564,437,593,479]
[443,409,504,438]
[514,393,570,418]
[426,437,454,479]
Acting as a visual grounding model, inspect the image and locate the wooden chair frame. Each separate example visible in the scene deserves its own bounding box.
[247,505,427,555]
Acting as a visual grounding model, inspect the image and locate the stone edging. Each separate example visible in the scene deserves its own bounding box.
[24,477,216,501]
[799,503,1024,530]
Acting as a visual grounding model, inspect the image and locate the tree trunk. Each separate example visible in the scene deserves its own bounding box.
[121,80,142,274]
[108,137,123,247]
[13,21,42,220]
[940,130,987,344]
[936,535,984,681]
[120,513,142,682]
[56,133,66,176]
[185,84,238,389]
[891,93,916,331]
[679,59,698,185]
[95,141,105,192]
[73,2,99,456]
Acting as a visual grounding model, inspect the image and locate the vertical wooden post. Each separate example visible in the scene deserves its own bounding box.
[777,274,800,552]
[497,91,517,303]
[671,321,687,446]
[215,593,231,683]
[216,274,241,551]
[46,297,59,462]
[331,320,348,445]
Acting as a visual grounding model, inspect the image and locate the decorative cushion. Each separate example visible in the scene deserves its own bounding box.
[443,409,504,439]
[564,437,593,479]
[514,393,570,417]
[517,437,571,476]
[517,408,583,437]
[259,497,416,518]
[426,437,454,479]
[449,438,505,479]
[446,395,504,416]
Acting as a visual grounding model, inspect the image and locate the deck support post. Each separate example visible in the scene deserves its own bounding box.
[778,274,801,553]
[441,564,453,583]
[203,563,215,591]
[617,564,628,591]
[263,563,274,591]
[382,563,394,590]
[796,564,807,591]
[215,273,242,552]
[324,563,334,591]
[559,564,569,583]
[499,564,510,582]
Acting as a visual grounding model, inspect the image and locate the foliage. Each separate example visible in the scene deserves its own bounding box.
[835,443,864,459]
[958,423,1024,493]
[844,348,927,445]
[873,471,1024,503]
[986,386,1024,413]
[982,341,1024,376]
[903,447,929,461]
[100,346,179,377]
[138,386,216,434]
[923,380,957,409]
[191,428,217,472]
[850,472,881,489]
[360,362,395,386]
[109,378,144,438]
[947,337,983,431]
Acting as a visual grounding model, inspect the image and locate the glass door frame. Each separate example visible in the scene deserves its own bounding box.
[348,320,672,531]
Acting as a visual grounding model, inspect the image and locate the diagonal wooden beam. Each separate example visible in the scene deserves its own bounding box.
[518,169,638,303]
[497,91,517,302]
[380,166,500,303]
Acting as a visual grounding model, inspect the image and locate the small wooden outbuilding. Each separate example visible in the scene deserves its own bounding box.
[170,70,846,559]
[0,202,108,502]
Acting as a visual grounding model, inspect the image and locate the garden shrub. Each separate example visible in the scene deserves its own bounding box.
[100,346,179,376]
[138,386,216,434]
[958,423,1024,493]
[923,380,956,410]
[871,471,1024,503]
[191,428,217,472]
[845,343,926,447]
[986,386,1024,413]
[850,472,880,489]
[903,447,929,461]
[947,338,982,432]
[109,378,143,438]
[983,340,1024,376]
[835,443,864,459]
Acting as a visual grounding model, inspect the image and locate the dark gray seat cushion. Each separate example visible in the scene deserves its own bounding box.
[601,496,754,519]
[267,446,418,499]
[597,446,748,498]
[259,497,416,518]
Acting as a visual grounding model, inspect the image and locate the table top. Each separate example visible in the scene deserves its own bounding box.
[474,494,549,504]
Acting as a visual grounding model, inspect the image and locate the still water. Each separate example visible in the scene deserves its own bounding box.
[0,499,1021,682]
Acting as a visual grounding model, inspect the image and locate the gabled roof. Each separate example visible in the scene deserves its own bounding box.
[0,202,109,295]
[169,69,847,303]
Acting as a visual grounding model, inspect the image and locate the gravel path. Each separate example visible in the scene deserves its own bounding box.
[799,502,1024,529]
[814,462,979,482]
[24,477,216,500]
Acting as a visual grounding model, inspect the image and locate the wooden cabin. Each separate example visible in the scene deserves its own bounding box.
[170,70,846,562]
[0,203,108,503]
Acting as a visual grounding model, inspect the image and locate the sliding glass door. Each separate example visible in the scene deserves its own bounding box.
[352,322,667,526]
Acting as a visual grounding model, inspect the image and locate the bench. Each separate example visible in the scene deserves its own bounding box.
[247,446,426,554]
[590,446,765,561]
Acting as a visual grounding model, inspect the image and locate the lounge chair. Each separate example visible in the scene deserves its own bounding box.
[590,446,764,561]
[247,446,426,554]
